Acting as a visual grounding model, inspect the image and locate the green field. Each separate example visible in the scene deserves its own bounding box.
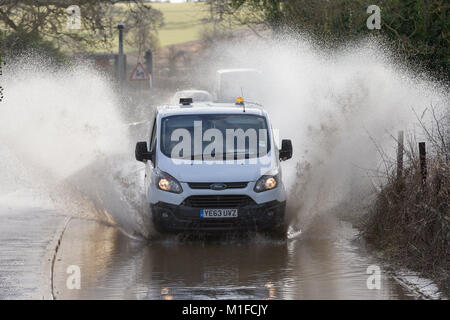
[153,2,212,47]
[2,2,221,53]
[106,2,215,52]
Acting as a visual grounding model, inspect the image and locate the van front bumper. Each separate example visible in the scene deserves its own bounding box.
[150,200,286,233]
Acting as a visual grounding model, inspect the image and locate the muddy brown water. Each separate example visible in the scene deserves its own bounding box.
[52,216,415,299]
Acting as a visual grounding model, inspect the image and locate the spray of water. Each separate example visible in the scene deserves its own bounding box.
[194,35,449,230]
[0,36,447,239]
[0,55,150,238]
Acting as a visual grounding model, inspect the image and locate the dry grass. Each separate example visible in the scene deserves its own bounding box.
[362,106,449,295]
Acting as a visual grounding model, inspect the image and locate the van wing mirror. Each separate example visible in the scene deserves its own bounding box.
[279,139,293,161]
[135,141,152,162]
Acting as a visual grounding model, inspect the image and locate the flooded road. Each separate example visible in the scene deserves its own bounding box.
[53,216,415,299]
[0,193,62,299]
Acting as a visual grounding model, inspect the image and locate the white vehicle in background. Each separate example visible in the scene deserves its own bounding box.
[135,97,293,235]
[215,68,263,103]
[171,90,213,104]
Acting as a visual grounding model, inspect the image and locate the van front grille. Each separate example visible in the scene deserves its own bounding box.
[182,195,255,208]
[188,182,248,189]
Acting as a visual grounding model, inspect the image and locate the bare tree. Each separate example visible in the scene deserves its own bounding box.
[0,0,164,52]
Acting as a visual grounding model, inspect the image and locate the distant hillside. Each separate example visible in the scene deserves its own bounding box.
[153,2,212,47]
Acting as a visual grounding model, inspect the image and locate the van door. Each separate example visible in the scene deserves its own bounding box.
[145,114,157,189]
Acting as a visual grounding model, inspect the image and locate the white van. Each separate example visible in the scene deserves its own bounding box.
[215,68,263,103]
[135,98,292,234]
[170,90,213,104]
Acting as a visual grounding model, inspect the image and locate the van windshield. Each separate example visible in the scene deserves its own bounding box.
[160,114,270,160]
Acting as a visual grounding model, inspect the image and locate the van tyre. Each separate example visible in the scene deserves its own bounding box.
[266,222,287,240]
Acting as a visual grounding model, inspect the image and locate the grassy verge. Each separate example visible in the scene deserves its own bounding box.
[361,107,449,296]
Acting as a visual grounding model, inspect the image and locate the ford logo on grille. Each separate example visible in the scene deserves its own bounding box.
[210,183,227,190]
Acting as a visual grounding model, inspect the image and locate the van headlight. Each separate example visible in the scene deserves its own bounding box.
[155,169,183,194]
[254,172,280,193]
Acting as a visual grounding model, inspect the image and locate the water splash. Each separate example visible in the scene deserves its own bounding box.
[195,36,449,230]
[0,55,150,238]
[0,36,447,239]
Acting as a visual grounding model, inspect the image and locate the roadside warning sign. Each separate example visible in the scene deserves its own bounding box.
[129,62,150,81]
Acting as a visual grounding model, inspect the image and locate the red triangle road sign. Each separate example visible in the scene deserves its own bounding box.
[129,62,150,81]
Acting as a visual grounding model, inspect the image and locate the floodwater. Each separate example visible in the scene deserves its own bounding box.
[2,39,448,301]
[52,216,415,300]
[0,193,61,299]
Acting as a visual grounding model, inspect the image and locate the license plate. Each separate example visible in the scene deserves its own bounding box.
[200,208,238,218]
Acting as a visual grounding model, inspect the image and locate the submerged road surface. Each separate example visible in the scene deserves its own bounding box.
[0,191,63,299]
[0,189,418,300]
[52,216,415,299]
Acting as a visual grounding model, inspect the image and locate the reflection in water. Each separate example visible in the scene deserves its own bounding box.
[53,218,414,299]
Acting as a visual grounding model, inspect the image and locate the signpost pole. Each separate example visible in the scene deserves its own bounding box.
[117,23,125,85]
[144,49,153,89]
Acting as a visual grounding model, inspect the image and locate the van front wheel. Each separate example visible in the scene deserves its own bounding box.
[265,223,287,240]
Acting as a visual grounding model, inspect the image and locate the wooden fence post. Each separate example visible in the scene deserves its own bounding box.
[396,131,404,180]
[419,142,427,188]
